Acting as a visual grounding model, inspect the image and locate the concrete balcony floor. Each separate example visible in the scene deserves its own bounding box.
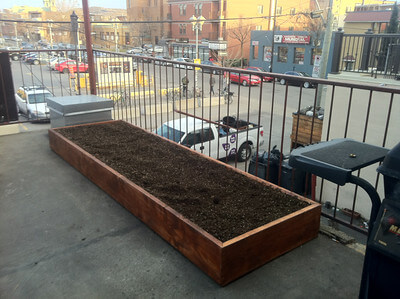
[0,128,366,298]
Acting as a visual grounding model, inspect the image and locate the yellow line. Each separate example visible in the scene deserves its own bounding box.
[19,123,29,132]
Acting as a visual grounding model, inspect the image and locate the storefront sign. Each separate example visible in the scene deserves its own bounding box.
[209,42,227,50]
[274,35,310,44]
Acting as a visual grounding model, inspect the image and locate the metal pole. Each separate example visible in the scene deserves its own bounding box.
[195,23,198,88]
[270,0,277,72]
[114,22,118,52]
[195,24,199,59]
[14,22,19,48]
[316,0,334,107]
[81,0,97,95]
[49,21,53,48]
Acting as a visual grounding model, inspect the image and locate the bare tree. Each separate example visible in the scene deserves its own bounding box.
[55,0,79,12]
[228,22,252,68]
[306,17,324,47]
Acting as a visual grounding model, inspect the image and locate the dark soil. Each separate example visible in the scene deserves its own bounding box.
[58,121,309,242]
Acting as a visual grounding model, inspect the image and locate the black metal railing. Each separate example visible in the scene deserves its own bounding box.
[2,48,400,234]
[333,31,400,78]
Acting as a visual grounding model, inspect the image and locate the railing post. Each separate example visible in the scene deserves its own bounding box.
[360,29,373,71]
[330,28,343,74]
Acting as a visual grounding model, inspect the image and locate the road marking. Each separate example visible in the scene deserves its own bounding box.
[19,123,29,132]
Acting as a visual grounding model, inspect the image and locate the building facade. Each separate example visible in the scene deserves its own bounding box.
[167,0,222,60]
[249,30,334,76]
[126,0,168,46]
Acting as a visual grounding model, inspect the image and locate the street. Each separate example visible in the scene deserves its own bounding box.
[10,59,319,165]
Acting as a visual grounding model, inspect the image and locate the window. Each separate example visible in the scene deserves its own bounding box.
[253,45,259,60]
[289,26,294,31]
[179,4,187,15]
[182,128,215,147]
[123,62,130,73]
[311,48,322,65]
[257,5,263,14]
[195,3,203,15]
[256,25,262,30]
[276,7,282,14]
[179,24,187,35]
[109,62,121,73]
[100,62,108,74]
[263,46,272,62]
[125,32,130,44]
[293,47,305,64]
[290,8,296,15]
[277,47,288,63]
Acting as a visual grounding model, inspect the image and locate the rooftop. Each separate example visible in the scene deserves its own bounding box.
[0,128,367,297]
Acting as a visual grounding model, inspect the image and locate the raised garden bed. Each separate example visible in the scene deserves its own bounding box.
[49,120,321,286]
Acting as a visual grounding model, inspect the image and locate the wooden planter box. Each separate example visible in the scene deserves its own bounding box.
[291,113,323,149]
[49,121,321,286]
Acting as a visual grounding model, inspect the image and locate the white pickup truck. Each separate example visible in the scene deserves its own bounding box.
[155,116,264,161]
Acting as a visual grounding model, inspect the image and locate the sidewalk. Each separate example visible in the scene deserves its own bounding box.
[328,71,400,88]
[0,129,366,298]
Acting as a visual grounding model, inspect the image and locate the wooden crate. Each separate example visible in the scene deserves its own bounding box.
[49,121,321,286]
[291,113,323,149]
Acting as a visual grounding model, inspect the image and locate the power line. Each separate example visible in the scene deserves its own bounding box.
[0,12,310,25]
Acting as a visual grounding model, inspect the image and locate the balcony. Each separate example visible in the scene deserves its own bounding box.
[1,48,399,295]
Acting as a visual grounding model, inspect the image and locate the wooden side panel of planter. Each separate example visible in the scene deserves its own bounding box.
[220,205,320,285]
[48,128,224,284]
[49,121,321,286]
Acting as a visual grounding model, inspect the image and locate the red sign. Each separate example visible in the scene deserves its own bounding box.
[282,35,310,44]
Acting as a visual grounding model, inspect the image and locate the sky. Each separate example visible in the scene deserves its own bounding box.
[0,0,126,10]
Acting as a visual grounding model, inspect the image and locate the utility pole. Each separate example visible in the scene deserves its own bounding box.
[114,21,118,52]
[316,0,333,107]
[14,22,19,48]
[270,0,277,72]
[49,20,53,48]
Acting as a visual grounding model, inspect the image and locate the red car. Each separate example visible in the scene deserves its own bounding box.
[225,69,261,86]
[244,66,274,82]
[55,60,88,73]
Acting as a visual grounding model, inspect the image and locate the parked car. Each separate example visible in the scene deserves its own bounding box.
[48,57,67,70]
[225,69,261,86]
[172,57,193,69]
[55,60,88,73]
[26,52,53,65]
[154,45,164,53]
[2,46,20,60]
[126,47,143,54]
[15,86,52,121]
[21,52,37,62]
[279,71,315,88]
[244,66,274,82]
[200,60,222,74]
[132,53,151,63]
[154,55,172,66]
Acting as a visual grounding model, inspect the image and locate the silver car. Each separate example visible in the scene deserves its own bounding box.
[15,86,52,121]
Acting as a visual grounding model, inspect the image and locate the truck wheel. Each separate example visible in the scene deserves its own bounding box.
[238,143,252,162]
[62,68,69,74]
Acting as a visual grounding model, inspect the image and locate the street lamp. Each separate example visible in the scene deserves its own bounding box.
[189,15,205,60]
[189,15,205,93]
